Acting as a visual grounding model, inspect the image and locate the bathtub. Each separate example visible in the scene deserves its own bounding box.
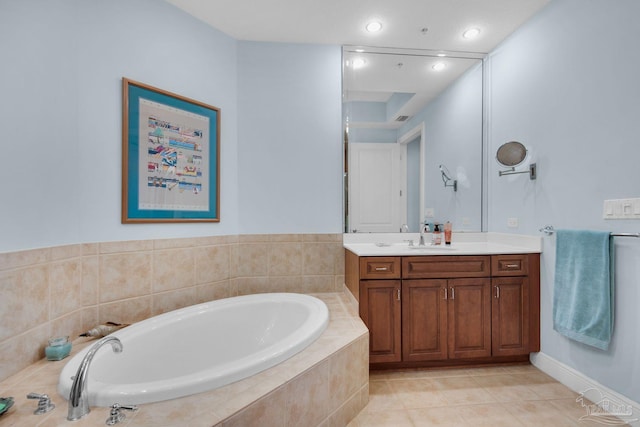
[58,293,329,407]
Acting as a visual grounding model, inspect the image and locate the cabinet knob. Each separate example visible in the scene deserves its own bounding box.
[443,287,448,300]
[396,288,401,301]
[505,264,519,269]
[450,287,455,300]
[495,286,500,299]
[375,267,388,271]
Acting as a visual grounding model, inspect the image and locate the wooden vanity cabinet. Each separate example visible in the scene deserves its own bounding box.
[491,253,541,356]
[359,280,402,363]
[402,256,492,362]
[347,250,540,368]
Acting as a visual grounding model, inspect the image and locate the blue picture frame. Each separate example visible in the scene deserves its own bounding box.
[122,78,220,223]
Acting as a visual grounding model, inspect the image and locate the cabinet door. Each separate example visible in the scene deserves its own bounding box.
[448,278,492,359]
[402,279,448,361]
[359,280,402,363]
[492,277,530,356]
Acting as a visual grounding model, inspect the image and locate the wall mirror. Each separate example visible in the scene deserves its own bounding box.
[343,46,485,233]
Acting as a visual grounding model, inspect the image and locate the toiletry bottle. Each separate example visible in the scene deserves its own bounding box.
[444,221,452,245]
[432,224,442,245]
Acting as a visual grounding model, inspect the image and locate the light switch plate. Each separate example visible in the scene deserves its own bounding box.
[603,198,640,219]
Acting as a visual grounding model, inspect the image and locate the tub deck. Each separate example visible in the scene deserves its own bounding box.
[0,290,369,427]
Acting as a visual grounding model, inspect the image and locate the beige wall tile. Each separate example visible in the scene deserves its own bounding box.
[269,243,302,276]
[235,243,269,277]
[303,243,337,275]
[81,306,99,335]
[238,234,270,243]
[301,275,335,293]
[229,244,239,279]
[82,255,99,306]
[99,252,152,302]
[99,239,153,254]
[269,234,303,242]
[196,281,232,303]
[0,325,49,382]
[98,296,152,324]
[235,276,273,295]
[50,309,83,340]
[303,234,342,242]
[285,360,330,427]
[329,338,369,413]
[154,237,197,250]
[152,248,195,293]
[0,266,48,341]
[49,258,82,319]
[195,245,230,284]
[222,387,287,427]
[81,243,98,255]
[152,287,199,315]
[328,387,367,427]
[0,247,49,271]
[50,244,82,261]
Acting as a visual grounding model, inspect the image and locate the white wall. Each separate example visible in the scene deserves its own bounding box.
[0,0,239,252]
[400,62,484,231]
[0,0,81,250]
[0,1,344,253]
[486,0,640,402]
[237,41,343,234]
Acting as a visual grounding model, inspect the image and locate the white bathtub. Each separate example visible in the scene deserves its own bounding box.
[58,293,329,406]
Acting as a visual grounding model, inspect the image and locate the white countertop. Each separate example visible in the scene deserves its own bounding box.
[343,232,541,256]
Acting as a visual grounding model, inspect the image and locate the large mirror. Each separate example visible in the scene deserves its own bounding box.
[343,46,485,233]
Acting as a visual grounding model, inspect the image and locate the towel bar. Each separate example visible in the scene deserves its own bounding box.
[539,225,640,238]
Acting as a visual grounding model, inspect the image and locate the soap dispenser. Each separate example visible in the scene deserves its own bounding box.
[432,224,442,245]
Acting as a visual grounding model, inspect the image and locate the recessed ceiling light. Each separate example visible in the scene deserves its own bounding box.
[355,48,365,53]
[366,21,382,32]
[432,62,446,71]
[437,53,446,57]
[462,27,481,39]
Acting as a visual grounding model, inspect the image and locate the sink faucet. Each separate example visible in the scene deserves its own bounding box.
[419,222,428,246]
[67,336,123,421]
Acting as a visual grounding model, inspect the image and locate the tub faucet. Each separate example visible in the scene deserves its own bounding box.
[67,336,123,421]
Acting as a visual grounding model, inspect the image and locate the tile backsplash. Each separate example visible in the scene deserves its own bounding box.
[0,233,344,381]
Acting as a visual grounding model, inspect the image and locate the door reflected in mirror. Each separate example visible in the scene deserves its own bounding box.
[343,46,485,233]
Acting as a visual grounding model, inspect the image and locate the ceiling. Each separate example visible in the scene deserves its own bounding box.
[166,0,550,51]
[166,0,551,127]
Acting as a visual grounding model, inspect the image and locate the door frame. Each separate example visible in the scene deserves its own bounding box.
[397,123,425,227]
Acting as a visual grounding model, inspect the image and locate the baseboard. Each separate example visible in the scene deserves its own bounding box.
[531,352,640,426]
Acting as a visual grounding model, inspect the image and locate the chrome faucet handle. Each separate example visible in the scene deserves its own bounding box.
[402,239,414,247]
[106,403,138,425]
[27,393,55,415]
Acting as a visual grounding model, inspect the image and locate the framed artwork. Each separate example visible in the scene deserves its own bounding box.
[122,78,220,223]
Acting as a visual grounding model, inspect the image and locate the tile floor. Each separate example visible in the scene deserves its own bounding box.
[348,364,629,426]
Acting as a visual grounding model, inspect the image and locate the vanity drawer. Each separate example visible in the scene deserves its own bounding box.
[360,257,401,279]
[402,256,490,279]
[491,254,529,276]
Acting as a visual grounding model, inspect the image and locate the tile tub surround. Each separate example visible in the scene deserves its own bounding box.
[0,234,345,382]
[0,292,369,427]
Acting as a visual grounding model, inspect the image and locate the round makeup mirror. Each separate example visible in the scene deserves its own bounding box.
[496,141,527,167]
[496,141,537,180]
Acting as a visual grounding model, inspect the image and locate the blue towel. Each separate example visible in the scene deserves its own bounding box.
[553,229,614,350]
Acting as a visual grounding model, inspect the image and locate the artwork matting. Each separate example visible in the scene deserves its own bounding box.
[122,78,220,223]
